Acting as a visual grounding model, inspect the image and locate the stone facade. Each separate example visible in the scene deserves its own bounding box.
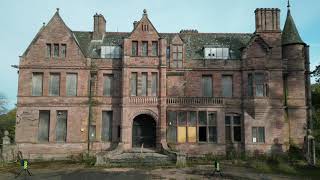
[15,7,310,160]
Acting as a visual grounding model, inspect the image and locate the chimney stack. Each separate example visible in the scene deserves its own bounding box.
[93,13,106,40]
[255,8,280,33]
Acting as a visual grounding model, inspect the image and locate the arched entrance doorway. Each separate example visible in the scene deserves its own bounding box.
[132,114,156,148]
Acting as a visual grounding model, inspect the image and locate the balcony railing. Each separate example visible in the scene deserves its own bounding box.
[167,97,224,105]
[129,97,158,105]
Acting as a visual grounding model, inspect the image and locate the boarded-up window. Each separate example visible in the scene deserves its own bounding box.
[66,73,77,96]
[142,41,148,56]
[49,74,60,96]
[222,75,233,97]
[141,72,147,96]
[130,72,137,96]
[167,111,177,143]
[202,75,212,97]
[46,44,51,58]
[177,111,187,143]
[248,73,253,96]
[53,44,59,57]
[152,41,158,56]
[102,111,112,142]
[32,73,43,96]
[151,73,158,96]
[61,44,67,58]
[252,127,265,143]
[56,111,67,142]
[132,41,138,56]
[38,110,50,142]
[103,74,113,96]
[188,111,197,143]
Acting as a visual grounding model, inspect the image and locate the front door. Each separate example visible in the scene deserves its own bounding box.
[132,114,156,148]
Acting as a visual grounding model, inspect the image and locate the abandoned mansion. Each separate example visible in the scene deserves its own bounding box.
[15,5,311,160]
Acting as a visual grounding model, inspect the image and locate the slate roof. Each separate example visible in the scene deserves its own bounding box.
[73,31,253,59]
[282,10,304,46]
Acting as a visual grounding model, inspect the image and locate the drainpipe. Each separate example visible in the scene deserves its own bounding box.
[305,45,312,130]
[87,73,94,153]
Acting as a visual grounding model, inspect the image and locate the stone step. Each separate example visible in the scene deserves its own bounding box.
[98,152,175,167]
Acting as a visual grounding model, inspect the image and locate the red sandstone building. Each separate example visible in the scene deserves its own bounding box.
[15,5,311,159]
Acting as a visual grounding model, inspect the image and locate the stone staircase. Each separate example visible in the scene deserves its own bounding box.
[95,144,177,167]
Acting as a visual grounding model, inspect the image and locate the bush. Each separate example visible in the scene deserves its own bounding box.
[288,145,304,162]
[81,153,96,166]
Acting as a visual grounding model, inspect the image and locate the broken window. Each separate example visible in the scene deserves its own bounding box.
[222,75,233,97]
[225,114,241,143]
[167,111,177,143]
[151,73,158,96]
[132,41,138,56]
[172,45,183,68]
[38,110,50,142]
[56,111,67,142]
[198,111,207,142]
[252,127,265,143]
[202,75,213,97]
[66,73,77,96]
[46,44,51,58]
[255,73,266,97]
[101,46,121,58]
[103,74,113,96]
[49,73,60,96]
[142,41,148,56]
[61,44,67,58]
[204,47,229,59]
[130,72,137,96]
[102,111,112,142]
[32,73,43,96]
[208,112,217,142]
[53,44,59,57]
[141,72,147,96]
[152,41,158,56]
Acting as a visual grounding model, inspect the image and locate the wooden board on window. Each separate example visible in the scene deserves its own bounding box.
[177,126,186,143]
[187,127,196,143]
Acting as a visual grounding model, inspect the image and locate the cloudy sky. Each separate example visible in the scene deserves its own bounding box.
[0,0,319,109]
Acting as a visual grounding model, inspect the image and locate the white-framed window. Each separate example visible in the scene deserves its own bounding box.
[204,48,229,59]
[101,46,121,58]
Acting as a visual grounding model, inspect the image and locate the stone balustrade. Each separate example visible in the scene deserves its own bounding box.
[128,97,158,105]
[167,97,224,105]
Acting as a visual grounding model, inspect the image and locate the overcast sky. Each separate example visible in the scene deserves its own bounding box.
[0,0,319,109]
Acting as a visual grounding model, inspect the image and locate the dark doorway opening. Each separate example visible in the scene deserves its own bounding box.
[132,114,156,148]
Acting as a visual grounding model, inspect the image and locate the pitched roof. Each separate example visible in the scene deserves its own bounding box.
[73,31,253,59]
[282,10,304,46]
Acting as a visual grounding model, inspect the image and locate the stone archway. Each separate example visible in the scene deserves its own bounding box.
[132,114,156,148]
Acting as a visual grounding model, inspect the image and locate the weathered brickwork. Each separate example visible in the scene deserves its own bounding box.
[15,7,310,160]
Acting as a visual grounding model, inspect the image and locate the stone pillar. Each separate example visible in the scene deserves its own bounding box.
[2,130,11,145]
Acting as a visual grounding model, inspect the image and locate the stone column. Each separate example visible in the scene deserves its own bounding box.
[2,130,11,145]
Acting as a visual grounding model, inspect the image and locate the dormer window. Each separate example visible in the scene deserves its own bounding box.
[204,47,229,59]
[171,45,183,68]
[101,46,121,58]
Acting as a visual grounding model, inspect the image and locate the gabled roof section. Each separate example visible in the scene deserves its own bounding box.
[243,34,271,52]
[129,9,160,38]
[22,9,86,57]
[282,9,305,46]
[171,34,184,45]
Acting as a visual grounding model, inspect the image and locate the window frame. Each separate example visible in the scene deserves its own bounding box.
[103,74,114,96]
[225,114,242,143]
[49,73,60,96]
[201,75,213,97]
[252,127,265,143]
[61,44,67,58]
[222,75,233,97]
[171,45,183,68]
[151,41,158,56]
[141,41,148,56]
[53,44,59,58]
[131,41,138,56]
[66,73,78,96]
[130,72,138,96]
[32,72,43,96]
